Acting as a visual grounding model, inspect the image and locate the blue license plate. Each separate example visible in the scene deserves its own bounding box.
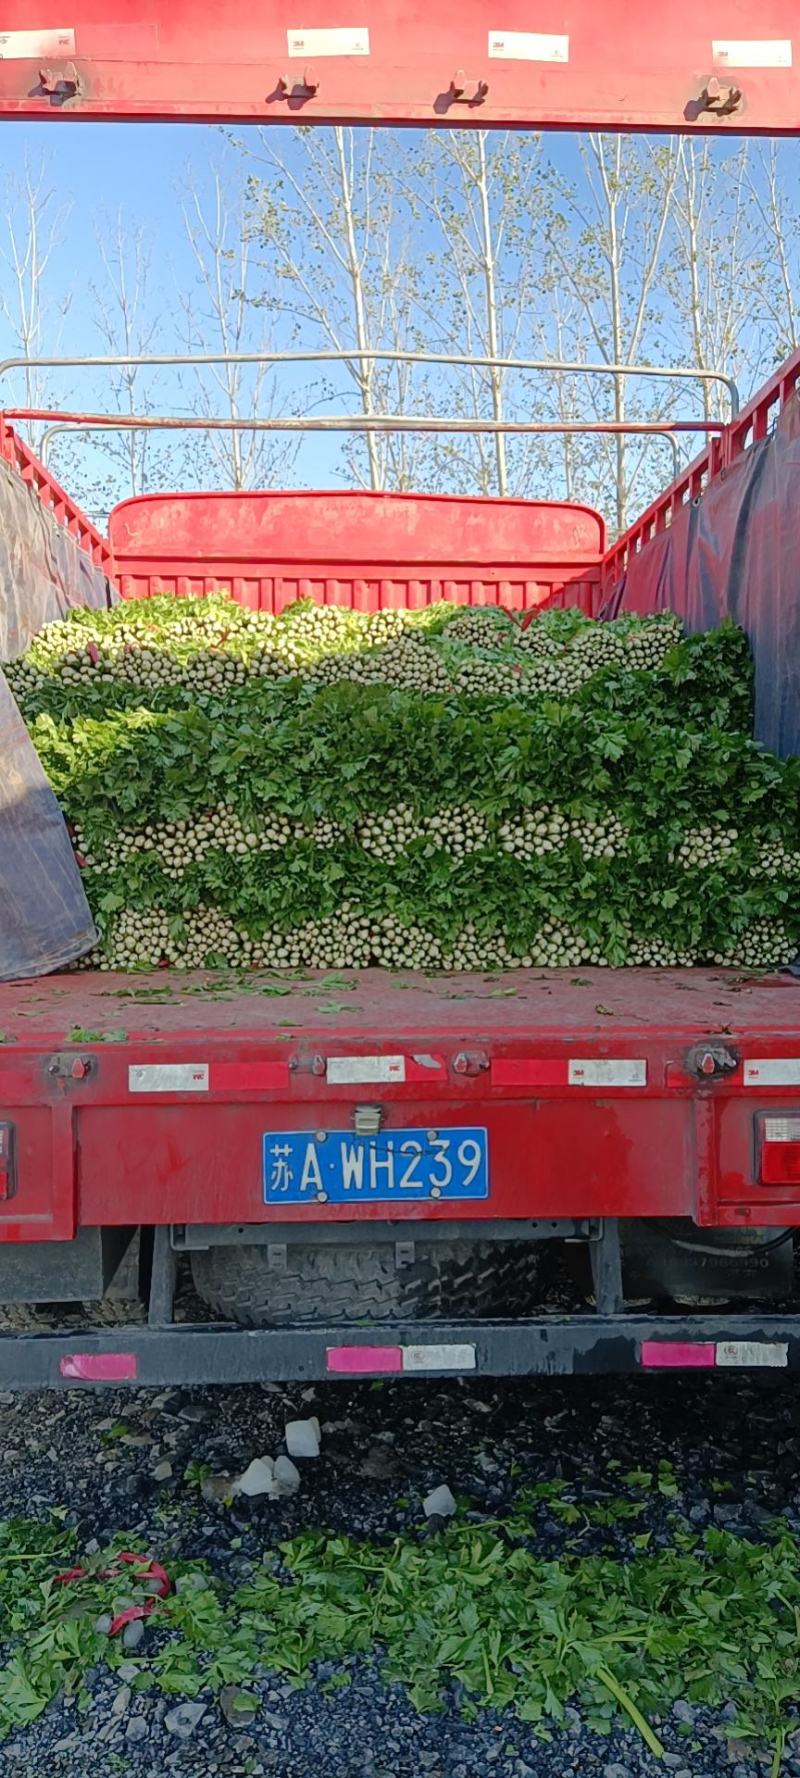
[263,1126,489,1205]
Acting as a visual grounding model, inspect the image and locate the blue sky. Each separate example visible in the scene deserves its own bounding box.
[0,121,786,523]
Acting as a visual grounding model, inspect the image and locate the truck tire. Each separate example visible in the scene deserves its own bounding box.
[190,1239,537,1327]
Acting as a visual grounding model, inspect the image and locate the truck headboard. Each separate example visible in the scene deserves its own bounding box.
[108,488,605,615]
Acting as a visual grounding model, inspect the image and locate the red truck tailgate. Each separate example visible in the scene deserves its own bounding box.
[1,967,800,1239]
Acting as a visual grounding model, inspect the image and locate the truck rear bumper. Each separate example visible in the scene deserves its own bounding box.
[2,1312,798,1389]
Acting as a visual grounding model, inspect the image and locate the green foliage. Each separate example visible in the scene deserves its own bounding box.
[2,1510,800,1767]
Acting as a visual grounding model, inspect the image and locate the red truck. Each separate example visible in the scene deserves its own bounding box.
[1,2,800,1388]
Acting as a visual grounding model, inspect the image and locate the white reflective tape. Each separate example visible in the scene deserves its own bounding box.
[488,29,569,61]
[0,27,76,58]
[764,1116,800,1142]
[128,1064,209,1093]
[287,27,369,57]
[716,1341,788,1368]
[568,1059,646,1087]
[402,1343,476,1372]
[712,38,792,67]
[327,1054,405,1085]
[745,1059,800,1086]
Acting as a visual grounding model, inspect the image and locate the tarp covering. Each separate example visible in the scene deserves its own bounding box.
[601,390,800,760]
[0,453,110,980]
[0,674,98,980]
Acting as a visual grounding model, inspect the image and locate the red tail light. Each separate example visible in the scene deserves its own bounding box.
[0,1123,15,1201]
[759,1116,800,1185]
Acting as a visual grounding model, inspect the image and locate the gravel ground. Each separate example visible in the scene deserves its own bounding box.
[2,1372,800,1778]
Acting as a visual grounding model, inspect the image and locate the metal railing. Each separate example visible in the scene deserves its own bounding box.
[27,413,722,487]
[0,348,741,417]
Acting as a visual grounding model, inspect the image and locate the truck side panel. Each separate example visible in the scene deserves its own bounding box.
[600,349,800,757]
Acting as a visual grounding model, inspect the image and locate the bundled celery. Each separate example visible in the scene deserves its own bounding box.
[9,597,800,971]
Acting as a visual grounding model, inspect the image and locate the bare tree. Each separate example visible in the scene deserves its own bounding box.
[240,125,436,492]
[659,139,757,422]
[543,134,680,532]
[0,156,72,451]
[178,167,300,491]
[397,130,560,497]
[89,214,163,499]
[742,141,800,366]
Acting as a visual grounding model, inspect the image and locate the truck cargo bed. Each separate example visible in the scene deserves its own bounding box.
[1,965,799,1241]
[1,963,798,1041]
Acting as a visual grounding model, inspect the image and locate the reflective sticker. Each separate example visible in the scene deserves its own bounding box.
[59,1353,138,1381]
[712,39,792,67]
[568,1059,646,1087]
[640,1341,715,1369]
[716,1341,788,1368]
[488,30,569,61]
[744,1059,800,1086]
[403,1343,476,1372]
[287,27,370,57]
[0,27,76,58]
[327,1055,405,1085]
[327,1346,403,1374]
[128,1064,209,1093]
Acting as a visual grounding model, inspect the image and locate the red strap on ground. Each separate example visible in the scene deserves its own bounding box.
[55,1551,171,1635]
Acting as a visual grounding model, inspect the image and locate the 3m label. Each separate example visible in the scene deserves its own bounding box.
[744,1059,800,1086]
[327,1055,405,1085]
[716,1341,788,1368]
[0,27,75,57]
[402,1343,476,1372]
[287,27,369,57]
[568,1059,646,1087]
[488,30,569,61]
[128,1064,209,1093]
[712,38,792,67]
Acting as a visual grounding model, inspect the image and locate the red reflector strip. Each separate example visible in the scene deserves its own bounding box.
[209,1061,290,1091]
[327,1345,403,1374]
[492,1059,566,1086]
[640,1341,715,1369]
[326,1342,477,1375]
[0,1123,14,1202]
[491,1058,646,1087]
[59,1353,138,1381]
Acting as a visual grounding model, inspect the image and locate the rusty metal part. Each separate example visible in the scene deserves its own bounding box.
[697,76,744,117]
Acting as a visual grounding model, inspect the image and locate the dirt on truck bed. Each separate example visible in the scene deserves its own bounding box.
[0,964,797,1043]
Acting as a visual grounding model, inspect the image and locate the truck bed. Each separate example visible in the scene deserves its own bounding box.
[1,963,798,1041]
[1,966,799,1242]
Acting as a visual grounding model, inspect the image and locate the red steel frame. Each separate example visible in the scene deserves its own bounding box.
[1,0,800,1375]
[0,2,798,134]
